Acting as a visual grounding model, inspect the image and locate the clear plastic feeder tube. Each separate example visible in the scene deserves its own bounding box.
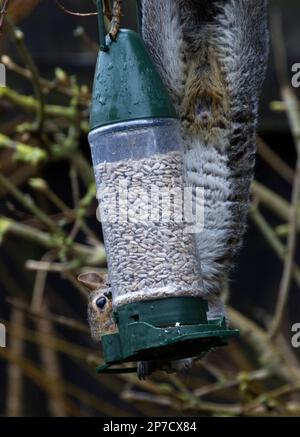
[89,118,204,308]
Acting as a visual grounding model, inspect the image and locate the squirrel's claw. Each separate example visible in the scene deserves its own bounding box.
[137,361,157,380]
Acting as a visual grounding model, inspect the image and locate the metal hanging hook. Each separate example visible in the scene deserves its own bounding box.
[136,0,142,35]
[95,0,109,52]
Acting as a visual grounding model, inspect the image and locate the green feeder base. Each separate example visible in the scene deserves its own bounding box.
[96,297,239,374]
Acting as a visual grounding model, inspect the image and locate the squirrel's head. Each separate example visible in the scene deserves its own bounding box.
[77,272,118,341]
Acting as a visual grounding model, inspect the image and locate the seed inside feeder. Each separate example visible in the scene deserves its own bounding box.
[95,150,204,308]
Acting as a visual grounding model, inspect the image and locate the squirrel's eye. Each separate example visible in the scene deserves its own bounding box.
[96,297,107,309]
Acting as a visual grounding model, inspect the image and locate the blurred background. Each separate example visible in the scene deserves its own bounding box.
[0,0,300,417]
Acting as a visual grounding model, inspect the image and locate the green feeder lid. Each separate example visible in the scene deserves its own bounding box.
[95,297,239,374]
[90,29,177,130]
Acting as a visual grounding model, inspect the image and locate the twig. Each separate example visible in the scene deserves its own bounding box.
[0,0,9,32]
[228,306,300,383]
[122,389,181,408]
[62,270,88,299]
[36,304,67,417]
[68,163,81,242]
[193,369,270,398]
[243,382,300,415]
[31,251,57,312]
[0,217,106,265]
[0,320,95,364]
[70,153,95,187]
[269,92,300,338]
[0,171,56,229]
[250,207,300,289]
[5,308,24,417]
[29,177,100,246]
[257,137,294,184]
[122,387,243,416]
[6,17,45,132]
[1,55,90,104]
[0,170,105,267]
[6,297,89,333]
[270,7,290,88]
[0,132,47,164]
[0,164,37,199]
[30,179,73,216]
[269,9,300,339]
[252,181,298,227]
[0,347,126,416]
[26,259,79,273]
[73,26,99,53]
[55,0,97,17]
[26,260,106,277]
[0,86,78,121]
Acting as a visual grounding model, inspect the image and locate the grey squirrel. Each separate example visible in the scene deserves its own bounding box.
[140,0,269,319]
[79,271,194,379]
[81,1,269,379]
[78,272,118,339]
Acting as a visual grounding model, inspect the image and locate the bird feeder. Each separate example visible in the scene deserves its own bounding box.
[88,2,238,374]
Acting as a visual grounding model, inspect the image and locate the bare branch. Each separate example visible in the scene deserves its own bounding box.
[55,0,97,17]
[0,0,9,32]
[269,9,300,339]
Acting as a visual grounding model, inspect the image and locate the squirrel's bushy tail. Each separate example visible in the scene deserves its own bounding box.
[141,0,269,318]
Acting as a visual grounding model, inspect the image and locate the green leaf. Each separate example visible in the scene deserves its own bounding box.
[14,144,47,165]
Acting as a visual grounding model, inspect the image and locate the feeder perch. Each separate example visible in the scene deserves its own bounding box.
[88,2,238,374]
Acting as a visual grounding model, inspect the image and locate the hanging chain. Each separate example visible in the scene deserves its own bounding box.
[95,0,122,50]
[109,0,122,41]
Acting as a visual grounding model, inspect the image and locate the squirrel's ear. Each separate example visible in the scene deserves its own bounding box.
[77,272,104,292]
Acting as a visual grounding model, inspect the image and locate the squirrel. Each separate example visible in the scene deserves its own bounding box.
[140,0,269,320]
[79,271,195,379]
[78,272,118,340]
[81,1,269,379]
